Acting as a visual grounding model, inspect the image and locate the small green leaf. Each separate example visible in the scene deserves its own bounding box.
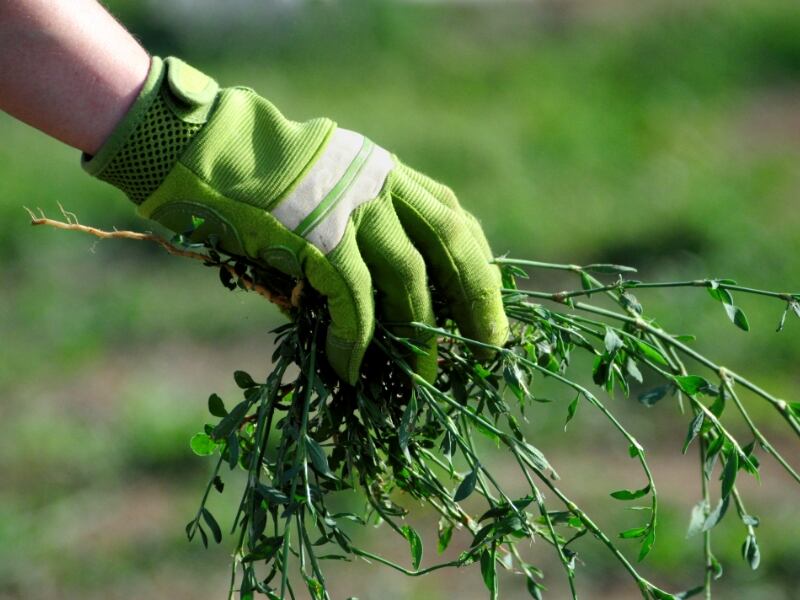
[673,585,705,599]
[723,303,750,332]
[702,496,730,532]
[709,389,726,417]
[454,464,479,502]
[734,306,750,331]
[540,510,581,528]
[621,291,643,314]
[626,357,643,383]
[219,266,236,290]
[440,430,455,458]
[197,523,208,548]
[649,587,678,600]
[682,412,704,454]
[686,500,707,538]
[706,281,733,304]
[592,355,610,385]
[208,393,227,417]
[401,525,423,570]
[437,521,454,554]
[398,392,418,452]
[503,264,529,280]
[741,514,760,527]
[306,436,332,477]
[503,362,528,403]
[704,442,722,480]
[212,400,250,440]
[632,338,669,366]
[234,370,257,389]
[226,432,240,470]
[191,215,205,229]
[674,334,697,343]
[675,375,712,396]
[564,394,579,431]
[792,299,800,318]
[610,484,651,501]
[789,402,800,419]
[184,520,194,540]
[480,497,535,524]
[580,271,595,292]
[255,484,289,505]
[190,432,217,456]
[721,452,738,499]
[638,384,671,407]
[711,553,723,580]
[638,526,655,561]
[742,533,760,570]
[480,548,498,596]
[526,576,543,600]
[619,526,648,539]
[604,328,624,354]
[521,442,551,472]
[201,508,222,544]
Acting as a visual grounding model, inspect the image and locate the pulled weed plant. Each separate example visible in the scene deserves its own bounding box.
[30,209,800,600]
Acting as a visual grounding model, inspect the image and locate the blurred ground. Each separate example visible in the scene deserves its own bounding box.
[1,0,799,598]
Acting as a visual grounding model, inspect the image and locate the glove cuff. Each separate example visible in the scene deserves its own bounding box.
[81,56,219,205]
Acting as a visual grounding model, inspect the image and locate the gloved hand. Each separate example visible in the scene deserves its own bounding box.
[83,56,508,384]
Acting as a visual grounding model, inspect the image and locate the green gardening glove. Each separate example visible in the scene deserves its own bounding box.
[83,56,508,385]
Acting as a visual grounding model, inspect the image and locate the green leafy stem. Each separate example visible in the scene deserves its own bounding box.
[182,254,799,600]
[28,212,797,600]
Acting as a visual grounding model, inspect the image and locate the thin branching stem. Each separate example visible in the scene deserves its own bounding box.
[503,280,799,303]
[721,379,800,484]
[509,447,652,599]
[39,212,800,600]
[527,298,800,438]
[512,451,579,599]
[351,547,464,576]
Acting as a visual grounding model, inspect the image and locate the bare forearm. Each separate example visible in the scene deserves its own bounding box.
[0,0,150,155]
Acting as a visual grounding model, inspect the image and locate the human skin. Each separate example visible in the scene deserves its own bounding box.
[0,0,150,155]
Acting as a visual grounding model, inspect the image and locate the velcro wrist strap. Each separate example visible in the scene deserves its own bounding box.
[162,57,219,123]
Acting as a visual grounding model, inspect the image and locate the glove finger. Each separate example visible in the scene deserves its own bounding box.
[354,196,438,382]
[398,163,461,210]
[390,172,509,354]
[302,223,374,385]
[461,209,496,264]
[398,163,495,263]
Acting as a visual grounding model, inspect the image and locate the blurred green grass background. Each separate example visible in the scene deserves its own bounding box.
[1,1,799,598]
